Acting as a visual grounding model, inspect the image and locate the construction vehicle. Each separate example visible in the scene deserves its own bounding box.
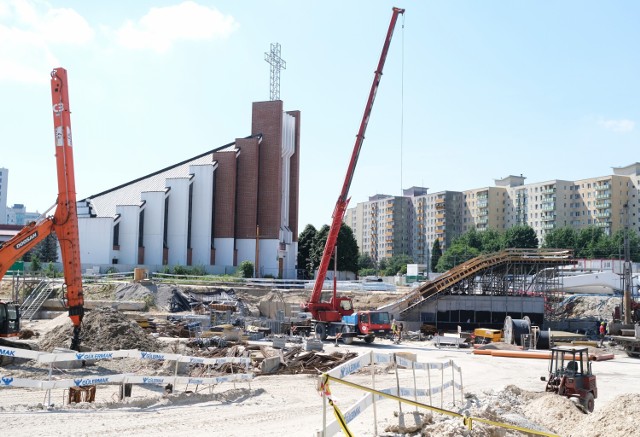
[473,328,502,344]
[0,67,84,352]
[300,7,404,343]
[541,346,597,413]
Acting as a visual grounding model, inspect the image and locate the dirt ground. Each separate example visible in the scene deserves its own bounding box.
[2,280,640,436]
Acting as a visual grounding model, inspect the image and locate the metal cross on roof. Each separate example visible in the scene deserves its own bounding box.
[264,42,286,101]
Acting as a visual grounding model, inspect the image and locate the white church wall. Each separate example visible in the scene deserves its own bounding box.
[140,191,166,266]
[190,164,215,266]
[166,178,191,266]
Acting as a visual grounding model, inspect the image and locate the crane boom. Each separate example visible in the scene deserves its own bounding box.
[305,7,405,321]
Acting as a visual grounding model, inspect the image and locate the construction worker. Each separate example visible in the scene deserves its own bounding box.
[390,318,397,342]
[599,321,606,347]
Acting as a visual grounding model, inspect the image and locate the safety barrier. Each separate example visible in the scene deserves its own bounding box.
[317,351,463,437]
[317,351,560,437]
[0,346,253,402]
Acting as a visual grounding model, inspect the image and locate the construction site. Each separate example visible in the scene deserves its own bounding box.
[1,274,640,437]
[2,5,640,437]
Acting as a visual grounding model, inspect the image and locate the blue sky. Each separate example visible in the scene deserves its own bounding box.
[1,1,639,230]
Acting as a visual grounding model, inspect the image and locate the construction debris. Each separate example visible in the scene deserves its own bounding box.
[38,307,161,352]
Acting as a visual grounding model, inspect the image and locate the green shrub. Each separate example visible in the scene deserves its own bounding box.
[30,255,41,272]
[237,261,254,278]
[173,265,189,275]
[191,265,206,276]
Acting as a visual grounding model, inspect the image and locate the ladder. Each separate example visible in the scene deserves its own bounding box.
[20,280,56,321]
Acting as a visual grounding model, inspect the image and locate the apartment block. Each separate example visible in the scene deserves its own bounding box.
[463,186,507,233]
[344,194,412,262]
[0,168,7,225]
[345,163,640,266]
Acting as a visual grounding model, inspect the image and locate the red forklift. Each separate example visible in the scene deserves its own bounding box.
[541,346,597,413]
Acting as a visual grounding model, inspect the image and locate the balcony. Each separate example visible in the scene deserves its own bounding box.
[595,221,611,228]
[477,201,488,208]
[595,201,611,209]
[435,202,445,210]
[542,222,556,230]
[596,192,611,200]
[478,210,489,217]
[596,211,611,218]
[595,184,610,191]
[541,204,556,211]
[541,196,556,204]
[541,187,556,194]
[542,214,556,221]
[477,217,488,224]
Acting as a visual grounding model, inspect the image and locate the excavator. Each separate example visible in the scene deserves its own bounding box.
[301,7,404,344]
[0,67,84,353]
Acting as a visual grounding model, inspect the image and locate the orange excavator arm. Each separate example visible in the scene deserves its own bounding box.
[50,67,84,350]
[0,68,84,350]
[0,218,54,279]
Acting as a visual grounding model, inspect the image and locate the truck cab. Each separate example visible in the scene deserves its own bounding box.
[340,311,391,344]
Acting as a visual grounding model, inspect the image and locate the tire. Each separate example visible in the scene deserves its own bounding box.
[364,336,374,344]
[314,323,328,341]
[580,392,595,413]
[341,326,354,345]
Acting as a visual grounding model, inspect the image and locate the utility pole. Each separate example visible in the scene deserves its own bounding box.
[623,203,632,324]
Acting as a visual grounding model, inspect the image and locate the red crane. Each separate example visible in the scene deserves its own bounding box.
[0,67,84,350]
[303,7,405,325]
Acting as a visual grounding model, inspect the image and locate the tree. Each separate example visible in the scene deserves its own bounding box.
[576,227,607,258]
[30,254,41,272]
[309,223,360,275]
[380,254,414,276]
[37,233,59,263]
[543,227,578,250]
[297,224,317,278]
[502,225,538,249]
[430,239,442,272]
[435,244,479,272]
[358,253,375,271]
[453,228,483,251]
[479,229,502,253]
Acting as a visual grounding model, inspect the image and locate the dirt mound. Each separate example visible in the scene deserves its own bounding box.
[577,393,640,437]
[39,307,161,352]
[554,295,620,320]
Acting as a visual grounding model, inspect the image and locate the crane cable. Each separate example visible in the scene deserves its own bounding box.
[399,12,406,253]
[400,12,405,199]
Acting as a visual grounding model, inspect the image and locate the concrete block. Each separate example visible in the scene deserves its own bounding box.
[304,339,323,352]
[261,356,281,374]
[395,352,417,366]
[272,337,286,349]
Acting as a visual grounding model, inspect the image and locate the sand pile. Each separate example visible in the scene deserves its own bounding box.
[38,307,161,352]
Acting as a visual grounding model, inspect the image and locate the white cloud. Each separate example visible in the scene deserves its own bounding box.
[598,118,635,133]
[115,1,238,53]
[0,0,94,84]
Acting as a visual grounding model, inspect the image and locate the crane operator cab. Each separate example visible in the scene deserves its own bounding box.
[0,302,21,337]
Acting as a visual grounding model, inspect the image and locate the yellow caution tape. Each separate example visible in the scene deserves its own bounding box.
[322,374,560,437]
[319,375,354,437]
